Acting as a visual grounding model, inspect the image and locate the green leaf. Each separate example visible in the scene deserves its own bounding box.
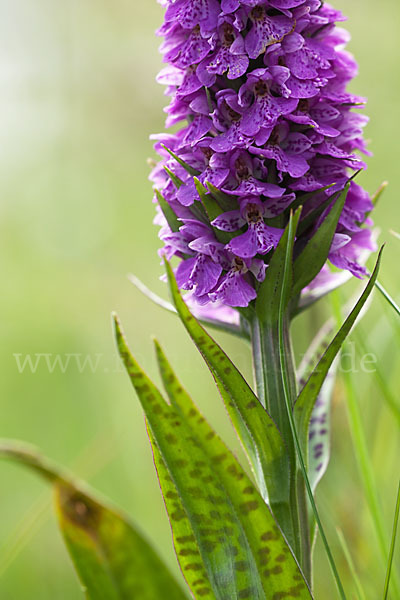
[294,247,383,463]
[155,189,181,233]
[161,144,201,176]
[193,178,231,244]
[256,207,302,325]
[164,166,184,189]
[292,183,350,298]
[163,260,291,521]
[307,361,337,493]
[205,181,238,212]
[289,184,336,211]
[0,441,187,600]
[149,432,215,600]
[114,320,313,600]
[265,185,337,228]
[296,190,341,237]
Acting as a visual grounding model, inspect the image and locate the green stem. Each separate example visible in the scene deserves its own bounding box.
[277,322,347,600]
[250,315,311,583]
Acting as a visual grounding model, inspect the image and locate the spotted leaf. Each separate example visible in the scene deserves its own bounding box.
[163,260,291,525]
[114,318,313,600]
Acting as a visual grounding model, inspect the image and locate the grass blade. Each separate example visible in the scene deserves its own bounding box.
[375,280,400,318]
[353,327,400,427]
[339,347,400,597]
[336,529,366,600]
[383,480,400,599]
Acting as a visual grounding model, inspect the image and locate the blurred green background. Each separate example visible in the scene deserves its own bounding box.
[0,0,399,598]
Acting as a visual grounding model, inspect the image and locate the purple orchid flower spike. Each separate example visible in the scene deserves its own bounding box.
[151,0,376,310]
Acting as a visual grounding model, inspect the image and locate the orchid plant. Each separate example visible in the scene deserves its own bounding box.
[1,1,399,599]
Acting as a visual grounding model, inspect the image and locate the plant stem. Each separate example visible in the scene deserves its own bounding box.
[251,315,311,583]
[276,322,347,600]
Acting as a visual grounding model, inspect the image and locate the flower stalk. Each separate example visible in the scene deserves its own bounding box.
[251,310,312,580]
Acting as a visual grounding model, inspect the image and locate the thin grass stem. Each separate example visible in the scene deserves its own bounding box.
[331,291,400,596]
[383,480,400,600]
[375,280,400,318]
[336,528,366,600]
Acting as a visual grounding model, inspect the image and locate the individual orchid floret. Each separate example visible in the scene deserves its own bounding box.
[212,197,284,258]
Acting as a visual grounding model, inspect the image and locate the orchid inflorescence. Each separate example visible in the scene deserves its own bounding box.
[152,0,375,307]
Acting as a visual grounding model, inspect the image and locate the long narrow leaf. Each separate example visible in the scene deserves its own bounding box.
[149,431,215,600]
[161,144,201,176]
[155,188,181,233]
[153,339,312,600]
[294,247,383,462]
[114,317,313,600]
[163,260,291,518]
[0,441,188,600]
[256,207,302,325]
[307,360,337,493]
[292,183,350,298]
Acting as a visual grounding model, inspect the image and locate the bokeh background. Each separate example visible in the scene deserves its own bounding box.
[1,1,399,598]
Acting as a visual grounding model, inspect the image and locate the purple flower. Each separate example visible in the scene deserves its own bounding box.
[151,0,375,309]
[245,6,293,60]
[197,20,249,85]
[212,197,285,258]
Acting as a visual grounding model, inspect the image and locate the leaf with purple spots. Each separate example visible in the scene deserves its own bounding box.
[307,361,337,493]
[114,318,313,599]
[163,259,292,522]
